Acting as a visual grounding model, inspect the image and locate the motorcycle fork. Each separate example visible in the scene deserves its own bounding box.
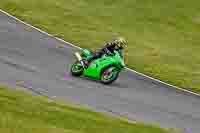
[74,52,86,68]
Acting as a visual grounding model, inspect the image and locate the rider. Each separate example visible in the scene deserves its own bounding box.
[82,37,127,67]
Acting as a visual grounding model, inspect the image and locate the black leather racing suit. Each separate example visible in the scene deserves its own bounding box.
[88,41,121,62]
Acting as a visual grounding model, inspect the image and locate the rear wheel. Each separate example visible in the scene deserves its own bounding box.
[101,66,119,84]
[70,61,84,76]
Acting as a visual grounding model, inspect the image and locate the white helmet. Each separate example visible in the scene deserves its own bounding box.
[114,37,127,49]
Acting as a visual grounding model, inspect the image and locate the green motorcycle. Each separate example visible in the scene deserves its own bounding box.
[70,48,126,84]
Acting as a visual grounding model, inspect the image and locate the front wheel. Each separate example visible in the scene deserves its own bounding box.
[100,66,120,84]
[70,61,84,76]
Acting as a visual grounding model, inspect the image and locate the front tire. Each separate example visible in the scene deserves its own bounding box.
[100,66,119,84]
[70,61,84,76]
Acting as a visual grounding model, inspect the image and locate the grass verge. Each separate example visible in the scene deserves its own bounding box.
[0,0,200,93]
[0,86,179,133]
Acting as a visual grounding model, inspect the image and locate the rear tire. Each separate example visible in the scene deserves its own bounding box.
[70,61,84,76]
[100,66,119,84]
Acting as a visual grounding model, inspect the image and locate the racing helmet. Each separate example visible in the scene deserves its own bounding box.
[114,37,127,49]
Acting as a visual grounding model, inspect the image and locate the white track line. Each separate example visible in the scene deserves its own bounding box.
[1,9,200,97]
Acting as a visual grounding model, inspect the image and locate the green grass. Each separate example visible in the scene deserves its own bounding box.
[0,0,200,93]
[0,86,178,133]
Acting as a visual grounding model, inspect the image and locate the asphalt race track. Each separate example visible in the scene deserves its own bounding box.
[0,11,200,133]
